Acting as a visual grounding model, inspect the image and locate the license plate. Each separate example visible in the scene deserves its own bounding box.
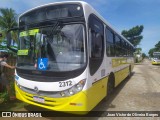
[33,96,45,103]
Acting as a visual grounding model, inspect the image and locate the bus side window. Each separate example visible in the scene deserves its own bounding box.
[106,27,115,57]
[89,15,104,59]
[88,14,104,75]
[90,30,103,58]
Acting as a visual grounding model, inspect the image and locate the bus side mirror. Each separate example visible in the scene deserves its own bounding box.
[6,28,19,53]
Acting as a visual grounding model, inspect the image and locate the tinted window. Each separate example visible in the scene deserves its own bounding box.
[106,27,115,57]
[115,35,121,46]
[89,15,104,75]
[89,15,104,58]
[19,4,84,26]
[106,28,114,44]
[115,35,121,56]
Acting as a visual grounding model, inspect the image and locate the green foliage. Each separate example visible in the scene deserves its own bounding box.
[155,41,160,51]
[0,8,17,31]
[121,25,144,47]
[0,8,18,53]
[135,48,142,54]
[0,56,16,104]
[0,28,5,43]
[0,90,9,103]
[148,41,160,57]
[142,53,147,59]
[148,48,156,57]
[0,8,17,104]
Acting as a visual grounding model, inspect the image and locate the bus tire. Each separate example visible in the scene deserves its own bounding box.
[107,73,115,97]
[128,65,132,78]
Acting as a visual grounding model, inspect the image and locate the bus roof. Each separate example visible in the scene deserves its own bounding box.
[19,1,134,48]
[19,1,87,18]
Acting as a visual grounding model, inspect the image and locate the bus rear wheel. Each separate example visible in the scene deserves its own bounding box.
[107,74,115,97]
[128,65,132,78]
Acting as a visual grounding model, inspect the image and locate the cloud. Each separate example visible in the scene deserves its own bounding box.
[1,0,160,54]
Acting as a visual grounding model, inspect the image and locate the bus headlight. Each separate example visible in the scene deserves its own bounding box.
[68,89,74,95]
[60,79,86,97]
[60,91,65,97]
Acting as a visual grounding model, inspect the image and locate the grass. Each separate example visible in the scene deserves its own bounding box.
[0,99,28,111]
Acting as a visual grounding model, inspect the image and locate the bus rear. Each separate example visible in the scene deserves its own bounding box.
[152,52,160,65]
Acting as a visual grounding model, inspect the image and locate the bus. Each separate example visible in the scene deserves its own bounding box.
[7,1,134,114]
[152,52,160,65]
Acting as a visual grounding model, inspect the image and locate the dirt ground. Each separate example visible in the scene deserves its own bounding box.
[1,59,160,120]
[94,59,160,111]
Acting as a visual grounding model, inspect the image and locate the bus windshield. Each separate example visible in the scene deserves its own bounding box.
[17,23,86,72]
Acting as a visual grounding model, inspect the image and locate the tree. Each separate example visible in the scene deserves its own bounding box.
[148,48,156,57]
[0,8,18,50]
[142,53,147,59]
[0,8,17,31]
[135,48,142,54]
[148,41,160,57]
[121,25,144,47]
[155,41,160,51]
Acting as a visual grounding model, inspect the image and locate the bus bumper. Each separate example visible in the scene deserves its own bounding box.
[15,83,89,114]
[15,77,107,114]
[152,61,160,65]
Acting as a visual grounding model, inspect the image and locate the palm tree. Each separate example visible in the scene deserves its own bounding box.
[0,8,17,31]
[0,8,18,49]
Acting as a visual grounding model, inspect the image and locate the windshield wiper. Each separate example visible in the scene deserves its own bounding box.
[51,20,63,35]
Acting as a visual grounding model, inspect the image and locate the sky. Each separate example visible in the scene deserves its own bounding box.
[1,0,160,55]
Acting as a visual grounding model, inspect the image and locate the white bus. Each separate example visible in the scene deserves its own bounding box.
[7,1,134,114]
